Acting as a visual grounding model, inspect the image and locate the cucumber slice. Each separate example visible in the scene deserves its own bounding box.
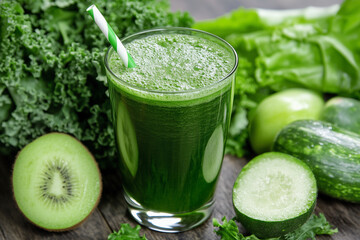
[116,101,138,177]
[202,125,224,183]
[233,152,317,238]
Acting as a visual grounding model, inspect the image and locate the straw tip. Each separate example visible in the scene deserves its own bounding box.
[86,4,96,12]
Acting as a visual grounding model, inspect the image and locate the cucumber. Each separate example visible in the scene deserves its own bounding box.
[202,125,224,183]
[273,119,360,203]
[116,101,139,177]
[322,96,360,135]
[233,152,317,238]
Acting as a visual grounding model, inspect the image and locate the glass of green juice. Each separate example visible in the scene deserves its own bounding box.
[105,27,238,232]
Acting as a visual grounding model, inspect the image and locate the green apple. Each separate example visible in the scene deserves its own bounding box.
[249,88,324,154]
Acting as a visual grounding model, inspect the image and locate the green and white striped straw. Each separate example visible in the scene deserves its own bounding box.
[87,4,136,68]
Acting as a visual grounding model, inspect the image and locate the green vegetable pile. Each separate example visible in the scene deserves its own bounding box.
[194,0,360,157]
[0,0,193,167]
[1,0,359,166]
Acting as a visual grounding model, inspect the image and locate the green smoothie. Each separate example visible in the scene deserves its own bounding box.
[106,29,236,214]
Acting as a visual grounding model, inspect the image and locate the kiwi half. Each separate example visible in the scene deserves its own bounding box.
[12,133,102,231]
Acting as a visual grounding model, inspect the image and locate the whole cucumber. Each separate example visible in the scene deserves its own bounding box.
[273,119,360,203]
[322,96,360,135]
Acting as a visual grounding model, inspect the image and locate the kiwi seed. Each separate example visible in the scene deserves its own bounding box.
[37,157,78,208]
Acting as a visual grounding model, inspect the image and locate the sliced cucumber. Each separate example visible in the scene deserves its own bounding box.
[233,152,317,238]
[116,101,138,177]
[202,125,224,183]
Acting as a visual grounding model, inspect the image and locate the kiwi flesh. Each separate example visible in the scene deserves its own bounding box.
[12,132,102,231]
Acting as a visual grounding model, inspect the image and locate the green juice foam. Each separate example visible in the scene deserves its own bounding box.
[107,32,235,104]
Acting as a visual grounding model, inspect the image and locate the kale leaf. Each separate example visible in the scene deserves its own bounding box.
[0,0,193,166]
[213,214,337,240]
[108,224,147,240]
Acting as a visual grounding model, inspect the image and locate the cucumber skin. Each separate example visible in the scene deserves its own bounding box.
[273,120,360,203]
[322,96,360,135]
[235,202,315,239]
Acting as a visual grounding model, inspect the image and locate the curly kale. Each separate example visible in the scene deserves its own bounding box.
[0,0,193,166]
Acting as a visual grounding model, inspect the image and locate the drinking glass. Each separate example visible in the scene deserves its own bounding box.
[105,27,238,232]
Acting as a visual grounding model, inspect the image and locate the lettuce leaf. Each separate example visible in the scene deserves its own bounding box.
[194,0,360,157]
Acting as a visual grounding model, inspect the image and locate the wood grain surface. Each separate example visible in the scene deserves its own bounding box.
[1,152,360,239]
[1,0,358,240]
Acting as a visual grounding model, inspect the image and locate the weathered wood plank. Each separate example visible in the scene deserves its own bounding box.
[316,196,360,240]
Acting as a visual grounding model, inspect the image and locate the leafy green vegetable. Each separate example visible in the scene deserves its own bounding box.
[213,214,337,240]
[0,0,193,166]
[108,224,147,240]
[213,217,266,240]
[283,213,338,240]
[194,0,360,157]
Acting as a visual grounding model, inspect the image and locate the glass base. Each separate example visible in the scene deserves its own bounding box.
[124,192,214,233]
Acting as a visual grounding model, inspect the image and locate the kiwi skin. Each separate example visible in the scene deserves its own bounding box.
[11,132,103,232]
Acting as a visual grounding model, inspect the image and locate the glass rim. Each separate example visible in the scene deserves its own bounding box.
[104,27,238,95]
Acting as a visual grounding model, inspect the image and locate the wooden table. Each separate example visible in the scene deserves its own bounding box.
[2,0,359,239]
[1,153,360,240]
